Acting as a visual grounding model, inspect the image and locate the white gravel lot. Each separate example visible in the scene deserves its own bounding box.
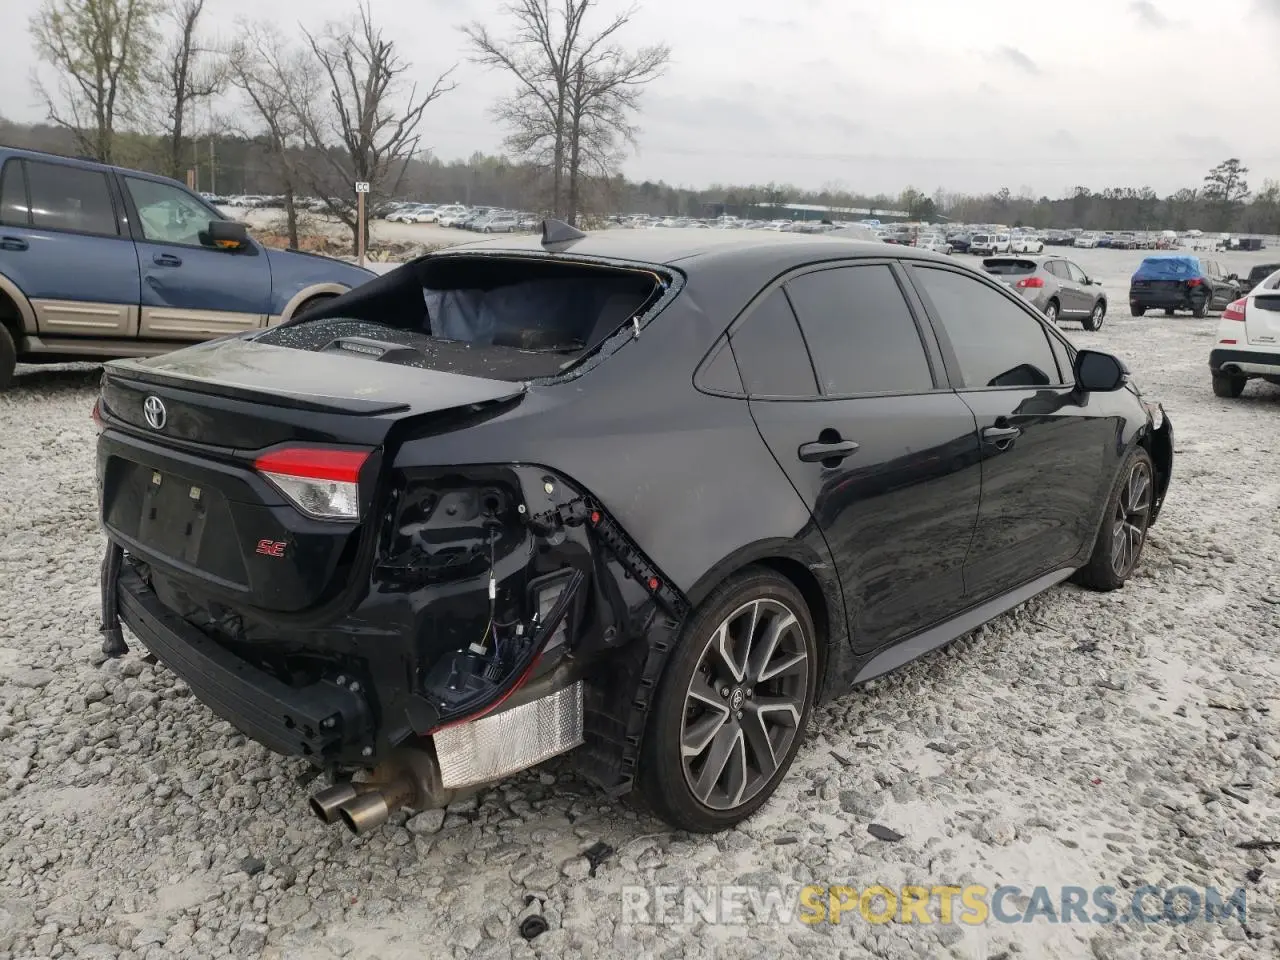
[1,246,1279,960]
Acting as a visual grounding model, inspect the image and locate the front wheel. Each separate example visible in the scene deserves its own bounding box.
[1073,447,1155,592]
[1082,300,1106,331]
[637,569,817,832]
[1212,371,1247,398]
[1131,305,1146,317]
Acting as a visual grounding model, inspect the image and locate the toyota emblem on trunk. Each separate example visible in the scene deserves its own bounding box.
[143,396,167,430]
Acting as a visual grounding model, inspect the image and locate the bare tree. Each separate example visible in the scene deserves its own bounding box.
[287,1,456,248]
[226,23,318,248]
[29,0,158,163]
[142,0,225,180]
[463,1,669,225]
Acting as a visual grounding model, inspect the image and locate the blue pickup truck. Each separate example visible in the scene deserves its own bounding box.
[0,147,373,387]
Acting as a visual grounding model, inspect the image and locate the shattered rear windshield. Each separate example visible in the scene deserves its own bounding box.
[255,255,664,381]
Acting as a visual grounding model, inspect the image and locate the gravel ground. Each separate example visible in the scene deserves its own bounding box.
[1,249,1279,960]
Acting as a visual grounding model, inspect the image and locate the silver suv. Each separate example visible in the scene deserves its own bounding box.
[982,256,1108,330]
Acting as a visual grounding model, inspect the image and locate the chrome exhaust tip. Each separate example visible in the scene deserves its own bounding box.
[337,778,415,836]
[308,782,361,823]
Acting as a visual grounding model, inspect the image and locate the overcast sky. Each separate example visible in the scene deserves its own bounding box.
[6,0,1280,198]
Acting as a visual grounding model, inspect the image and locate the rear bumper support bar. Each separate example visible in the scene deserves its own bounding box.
[117,561,373,760]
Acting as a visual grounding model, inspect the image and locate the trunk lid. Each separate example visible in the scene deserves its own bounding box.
[1245,293,1280,346]
[99,337,526,613]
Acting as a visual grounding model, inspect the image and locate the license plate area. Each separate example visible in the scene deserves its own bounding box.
[104,457,248,587]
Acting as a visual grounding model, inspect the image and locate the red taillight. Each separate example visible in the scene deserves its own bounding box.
[254,446,371,520]
[1186,278,1203,287]
[1222,298,1247,322]
[1016,276,1045,289]
[91,398,105,434]
[253,447,369,483]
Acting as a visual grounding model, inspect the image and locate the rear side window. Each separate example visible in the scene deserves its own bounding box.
[784,264,934,396]
[0,160,29,225]
[1044,261,1066,278]
[729,288,818,398]
[911,266,1059,389]
[26,160,118,236]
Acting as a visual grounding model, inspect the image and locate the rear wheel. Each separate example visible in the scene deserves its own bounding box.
[637,569,817,832]
[1073,447,1154,591]
[1193,294,1211,318]
[291,294,335,320]
[1044,299,1060,324]
[1212,371,1247,398]
[1163,309,1174,316]
[0,323,15,391]
[1131,305,1146,317]
[1082,300,1105,331]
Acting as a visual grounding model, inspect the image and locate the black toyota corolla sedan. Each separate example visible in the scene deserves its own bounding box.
[94,224,1173,834]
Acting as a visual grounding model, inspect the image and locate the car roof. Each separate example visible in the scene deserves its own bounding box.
[443,229,950,273]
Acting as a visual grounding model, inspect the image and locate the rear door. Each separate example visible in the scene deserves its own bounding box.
[1062,260,1093,316]
[0,155,140,337]
[120,175,273,340]
[905,264,1117,602]
[734,262,982,654]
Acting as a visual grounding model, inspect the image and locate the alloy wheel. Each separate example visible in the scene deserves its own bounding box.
[1111,460,1152,576]
[1045,301,1058,323]
[1090,303,1105,329]
[680,598,809,810]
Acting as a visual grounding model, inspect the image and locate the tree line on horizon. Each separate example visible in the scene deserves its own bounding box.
[14,0,1277,237]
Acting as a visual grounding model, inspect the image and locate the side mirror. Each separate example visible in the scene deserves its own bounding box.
[200,219,249,250]
[1074,349,1128,392]
[1091,278,1102,285]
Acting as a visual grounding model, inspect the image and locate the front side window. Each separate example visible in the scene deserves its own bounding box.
[126,178,216,246]
[26,160,118,236]
[911,266,1059,389]
[1066,262,1089,284]
[784,264,935,396]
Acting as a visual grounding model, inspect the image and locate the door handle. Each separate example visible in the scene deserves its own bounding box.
[798,438,860,464]
[981,425,1022,446]
[153,253,183,266]
[0,236,28,251]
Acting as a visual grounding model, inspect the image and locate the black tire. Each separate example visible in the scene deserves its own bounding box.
[290,294,335,320]
[636,567,818,832]
[1082,300,1105,331]
[1072,447,1155,592]
[1211,371,1246,398]
[1192,294,1210,318]
[1163,309,1174,316]
[1044,299,1060,324]
[0,323,15,391]
[1130,305,1146,317]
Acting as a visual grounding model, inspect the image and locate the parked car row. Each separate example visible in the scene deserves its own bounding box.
[377,201,539,233]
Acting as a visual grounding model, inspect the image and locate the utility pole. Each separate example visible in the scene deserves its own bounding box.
[209,137,216,195]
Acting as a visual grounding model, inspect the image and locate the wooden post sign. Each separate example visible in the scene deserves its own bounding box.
[355,181,370,267]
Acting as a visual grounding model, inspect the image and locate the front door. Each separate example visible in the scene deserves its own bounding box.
[905,264,1118,602]
[121,175,272,340]
[0,156,140,337]
[1062,260,1094,317]
[730,265,982,654]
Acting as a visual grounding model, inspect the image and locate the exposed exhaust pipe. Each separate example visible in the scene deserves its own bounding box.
[337,778,417,835]
[309,746,457,835]
[309,782,365,823]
